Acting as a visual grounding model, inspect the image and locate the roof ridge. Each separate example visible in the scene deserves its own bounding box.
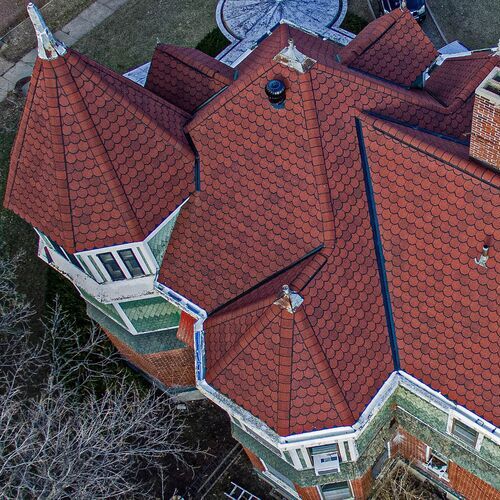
[298,72,336,248]
[340,10,400,65]
[294,308,354,422]
[276,310,293,435]
[5,60,42,212]
[46,62,77,249]
[71,50,193,157]
[156,44,233,85]
[361,113,500,186]
[208,306,280,381]
[61,55,145,242]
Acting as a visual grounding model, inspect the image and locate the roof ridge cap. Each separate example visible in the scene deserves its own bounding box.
[156,44,233,85]
[60,55,145,242]
[5,60,42,210]
[44,62,77,250]
[208,307,280,381]
[276,311,294,435]
[294,308,354,422]
[70,50,193,157]
[298,73,336,247]
[361,113,500,186]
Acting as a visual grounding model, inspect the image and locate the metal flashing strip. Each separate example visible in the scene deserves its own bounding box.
[209,244,324,316]
[185,133,201,191]
[355,118,400,371]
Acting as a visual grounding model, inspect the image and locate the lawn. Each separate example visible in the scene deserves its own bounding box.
[427,0,499,49]
[74,0,219,72]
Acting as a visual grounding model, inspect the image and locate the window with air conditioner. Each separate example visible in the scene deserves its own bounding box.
[311,444,341,475]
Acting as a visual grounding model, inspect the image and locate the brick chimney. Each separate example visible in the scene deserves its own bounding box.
[470,66,500,169]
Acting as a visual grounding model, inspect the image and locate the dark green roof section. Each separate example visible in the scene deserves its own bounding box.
[87,304,186,354]
[147,212,179,265]
[120,296,181,333]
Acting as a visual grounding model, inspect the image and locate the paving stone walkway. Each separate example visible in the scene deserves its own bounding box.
[0,0,127,101]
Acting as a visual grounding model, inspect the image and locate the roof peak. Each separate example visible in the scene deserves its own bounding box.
[27,2,67,60]
[273,38,316,73]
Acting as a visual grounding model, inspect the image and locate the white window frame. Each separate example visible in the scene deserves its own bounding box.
[446,411,484,451]
[319,480,354,500]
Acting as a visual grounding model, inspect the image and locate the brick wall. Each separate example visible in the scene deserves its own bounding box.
[294,484,321,500]
[104,329,195,387]
[242,446,265,472]
[390,427,428,463]
[448,462,500,500]
[470,93,500,168]
[351,468,373,499]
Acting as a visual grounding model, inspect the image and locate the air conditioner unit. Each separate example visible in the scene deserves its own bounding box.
[313,452,340,475]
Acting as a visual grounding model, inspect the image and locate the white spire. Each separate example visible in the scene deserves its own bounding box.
[27,2,67,60]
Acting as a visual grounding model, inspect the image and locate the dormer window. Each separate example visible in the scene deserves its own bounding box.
[98,253,126,281]
[118,249,145,277]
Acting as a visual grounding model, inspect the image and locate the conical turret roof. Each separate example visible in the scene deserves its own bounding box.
[5,5,194,252]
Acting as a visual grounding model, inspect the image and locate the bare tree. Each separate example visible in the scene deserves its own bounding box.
[373,462,444,500]
[0,252,199,499]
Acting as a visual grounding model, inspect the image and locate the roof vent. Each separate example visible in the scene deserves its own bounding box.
[265,79,286,109]
[273,38,316,74]
[475,245,490,268]
[273,285,303,313]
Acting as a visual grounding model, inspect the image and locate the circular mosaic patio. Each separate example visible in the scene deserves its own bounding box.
[216,0,347,42]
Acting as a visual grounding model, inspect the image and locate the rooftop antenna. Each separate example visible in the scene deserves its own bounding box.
[27,2,67,60]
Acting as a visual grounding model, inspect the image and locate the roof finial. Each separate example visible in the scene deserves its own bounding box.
[27,2,67,60]
[273,285,304,313]
[273,38,316,74]
[400,0,407,10]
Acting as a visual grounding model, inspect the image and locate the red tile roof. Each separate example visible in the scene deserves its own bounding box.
[6,12,500,434]
[340,9,438,87]
[425,52,498,106]
[145,45,234,113]
[360,114,499,425]
[4,49,194,253]
[161,22,498,432]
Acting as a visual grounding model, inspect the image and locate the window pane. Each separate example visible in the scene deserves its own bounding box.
[118,249,144,277]
[322,481,351,500]
[452,420,478,447]
[98,253,125,281]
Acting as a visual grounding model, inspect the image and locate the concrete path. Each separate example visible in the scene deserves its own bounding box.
[0,0,128,101]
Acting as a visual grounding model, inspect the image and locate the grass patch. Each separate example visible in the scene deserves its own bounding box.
[195,27,230,57]
[341,11,369,34]
[74,0,220,73]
